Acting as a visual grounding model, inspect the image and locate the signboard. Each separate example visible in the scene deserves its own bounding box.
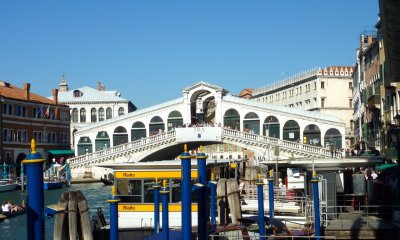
[175,127,222,143]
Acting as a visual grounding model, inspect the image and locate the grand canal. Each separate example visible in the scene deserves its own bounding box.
[0,183,111,240]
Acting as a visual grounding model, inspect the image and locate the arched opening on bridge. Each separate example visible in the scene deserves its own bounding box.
[131,121,146,141]
[263,116,280,138]
[149,116,165,135]
[283,120,300,142]
[303,124,321,146]
[72,129,78,147]
[223,108,240,130]
[95,131,110,151]
[113,126,128,146]
[202,96,216,124]
[324,128,342,149]
[167,111,183,131]
[77,137,93,155]
[244,112,260,134]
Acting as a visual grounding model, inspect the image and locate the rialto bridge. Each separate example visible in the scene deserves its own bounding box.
[67,82,346,178]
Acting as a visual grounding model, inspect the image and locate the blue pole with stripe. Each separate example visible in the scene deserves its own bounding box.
[268,170,275,222]
[311,171,321,239]
[160,180,170,240]
[180,144,192,240]
[209,172,217,230]
[23,139,45,240]
[197,146,207,240]
[256,173,266,239]
[153,178,161,234]
[107,185,120,240]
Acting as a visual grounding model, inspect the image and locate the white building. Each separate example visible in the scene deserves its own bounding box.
[49,77,136,147]
[249,66,354,148]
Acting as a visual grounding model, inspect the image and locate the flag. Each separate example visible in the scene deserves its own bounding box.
[44,105,50,118]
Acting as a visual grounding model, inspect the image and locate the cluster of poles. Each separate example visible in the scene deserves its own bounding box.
[22,139,321,240]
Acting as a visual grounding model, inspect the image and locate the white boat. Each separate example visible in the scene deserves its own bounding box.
[0,179,18,192]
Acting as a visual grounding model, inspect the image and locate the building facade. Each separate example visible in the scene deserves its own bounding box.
[247,66,354,148]
[0,81,70,170]
[49,77,136,148]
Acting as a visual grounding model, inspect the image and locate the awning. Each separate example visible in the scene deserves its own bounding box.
[48,150,75,155]
[376,163,399,172]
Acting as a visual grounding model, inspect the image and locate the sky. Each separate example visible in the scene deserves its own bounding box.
[0,1,380,109]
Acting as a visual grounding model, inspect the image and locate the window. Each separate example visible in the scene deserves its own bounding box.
[73,90,83,97]
[321,98,325,108]
[46,132,56,143]
[3,129,14,142]
[72,108,78,123]
[16,105,27,117]
[99,108,105,121]
[321,81,325,89]
[33,131,42,143]
[106,108,112,119]
[314,82,317,90]
[61,132,69,144]
[118,107,124,116]
[17,130,28,143]
[91,108,97,122]
[80,108,86,122]
[349,99,353,108]
[349,82,353,90]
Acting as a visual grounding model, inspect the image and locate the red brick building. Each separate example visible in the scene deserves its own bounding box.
[0,80,71,171]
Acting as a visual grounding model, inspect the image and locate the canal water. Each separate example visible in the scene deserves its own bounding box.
[0,183,111,240]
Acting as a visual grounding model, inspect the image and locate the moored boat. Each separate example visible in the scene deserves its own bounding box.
[0,179,18,193]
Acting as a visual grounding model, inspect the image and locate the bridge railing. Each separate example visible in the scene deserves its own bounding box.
[69,131,177,167]
[222,128,332,157]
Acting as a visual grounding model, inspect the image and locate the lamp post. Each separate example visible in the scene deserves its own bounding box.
[394,114,400,162]
[0,95,4,164]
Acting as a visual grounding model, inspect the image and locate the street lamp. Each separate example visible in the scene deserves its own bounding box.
[394,114,400,163]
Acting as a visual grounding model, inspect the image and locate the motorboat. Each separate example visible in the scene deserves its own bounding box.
[0,179,18,193]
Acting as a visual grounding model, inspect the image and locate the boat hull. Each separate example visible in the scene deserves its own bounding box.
[44,181,63,190]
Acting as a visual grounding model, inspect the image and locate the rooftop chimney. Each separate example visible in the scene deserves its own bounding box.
[98,82,104,91]
[23,83,30,100]
[52,89,58,105]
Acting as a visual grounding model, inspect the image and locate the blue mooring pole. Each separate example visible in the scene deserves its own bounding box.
[153,178,161,234]
[209,172,217,230]
[160,180,170,240]
[180,144,192,240]
[268,170,275,222]
[65,163,71,187]
[197,146,207,240]
[22,139,45,240]
[107,185,121,240]
[3,162,6,179]
[311,171,321,239]
[256,173,266,239]
[21,162,24,192]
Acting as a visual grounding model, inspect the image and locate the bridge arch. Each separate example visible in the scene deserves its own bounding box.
[113,126,128,146]
[263,116,280,138]
[77,136,93,155]
[283,120,300,142]
[224,108,240,130]
[303,124,321,145]
[95,131,110,151]
[244,112,260,134]
[167,110,183,131]
[149,116,165,135]
[131,121,146,140]
[324,128,342,148]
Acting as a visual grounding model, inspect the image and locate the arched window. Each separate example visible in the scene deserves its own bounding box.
[73,90,83,97]
[72,108,78,123]
[91,108,97,122]
[99,108,105,121]
[106,107,112,119]
[80,108,86,122]
[118,107,125,116]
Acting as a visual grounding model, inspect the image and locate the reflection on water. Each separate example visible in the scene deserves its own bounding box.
[0,183,111,240]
